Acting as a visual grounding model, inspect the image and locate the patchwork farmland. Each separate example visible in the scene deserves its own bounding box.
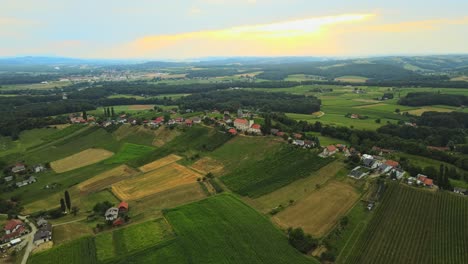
[50,148,114,173]
[78,165,139,193]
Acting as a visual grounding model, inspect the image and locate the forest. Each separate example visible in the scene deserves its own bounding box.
[399,92,468,107]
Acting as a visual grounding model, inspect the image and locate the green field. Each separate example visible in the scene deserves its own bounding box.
[342,183,468,264]
[162,194,317,264]
[221,146,333,197]
[104,143,155,164]
[29,236,97,264]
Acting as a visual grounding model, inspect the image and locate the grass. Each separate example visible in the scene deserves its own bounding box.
[78,165,139,193]
[334,76,369,83]
[52,222,94,245]
[163,193,317,264]
[113,125,157,146]
[40,125,86,142]
[104,143,155,164]
[343,183,468,264]
[0,128,58,157]
[221,146,334,197]
[29,236,97,264]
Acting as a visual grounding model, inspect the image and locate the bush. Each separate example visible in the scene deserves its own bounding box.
[287,227,318,254]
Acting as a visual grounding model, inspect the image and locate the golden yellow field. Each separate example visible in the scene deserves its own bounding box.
[138,154,182,172]
[128,105,155,110]
[50,148,114,173]
[273,181,359,237]
[78,165,139,193]
[408,106,453,116]
[190,157,224,175]
[112,162,201,201]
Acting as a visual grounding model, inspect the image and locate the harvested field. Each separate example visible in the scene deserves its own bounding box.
[274,181,359,237]
[353,103,388,109]
[407,106,453,116]
[52,222,94,245]
[112,162,201,201]
[50,148,114,173]
[153,126,181,147]
[138,154,182,172]
[78,165,139,193]
[127,105,155,110]
[190,157,224,175]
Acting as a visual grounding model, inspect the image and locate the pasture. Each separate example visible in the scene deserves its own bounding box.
[104,143,155,164]
[407,106,454,116]
[334,76,368,83]
[78,165,139,193]
[274,181,360,237]
[112,162,201,201]
[342,183,468,264]
[190,156,224,175]
[113,125,157,146]
[163,194,317,264]
[50,148,114,173]
[221,146,333,197]
[152,126,181,146]
[52,222,94,245]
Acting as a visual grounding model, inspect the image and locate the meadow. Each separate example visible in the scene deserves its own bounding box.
[221,146,333,197]
[29,236,97,264]
[104,143,155,164]
[342,183,468,264]
[163,194,317,264]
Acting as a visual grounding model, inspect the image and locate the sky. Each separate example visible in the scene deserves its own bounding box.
[1,0,467,59]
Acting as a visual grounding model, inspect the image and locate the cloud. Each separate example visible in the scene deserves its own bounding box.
[360,16,468,33]
[105,13,373,58]
[188,7,202,15]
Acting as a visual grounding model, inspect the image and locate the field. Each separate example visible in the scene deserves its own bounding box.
[113,125,157,146]
[78,165,139,193]
[221,146,333,197]
[96,219,174,262]
[112,162,201,200]
[342,183,468,264]
[407,106,454,116]
[162,194,317,264]
[104,143,155,164]
[152,126,181,147]
[334,76,369,83]
[50,148,114,173]
[274,181,360,237]
[250,160,346,213]
[190,156,224,175]
[138,154,182,172]
[29,236,97,264]
[52,222,94,245]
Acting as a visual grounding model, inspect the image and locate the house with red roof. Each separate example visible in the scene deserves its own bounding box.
[248,123,262,134]
[1,219,28,243]
[321,145,338,157]
[228,128,237,135]
[385,160,399,168]
[185,119,193,127]
[118,201,129,213]
[113,218,125,227]
[234,118,249,131]
[293,133,303,139]
[417,174,434,188]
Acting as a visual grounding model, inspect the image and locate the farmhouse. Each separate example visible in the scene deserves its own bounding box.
[33,223,52,246]
[320,145,337,157]
[1,219,28,243]
[105,207,119,221]
[248,123,262,134]
[192,117,202,124]
[417,174,434,187]
[33,165,45,173]
[185,119,193,127]
[15,176,37,188]
[113,217,125,227]
[11,163,26,174]
[385,160,400,168]
[234,118,249,131]
[292,140,305,147]
[228,128,237,135]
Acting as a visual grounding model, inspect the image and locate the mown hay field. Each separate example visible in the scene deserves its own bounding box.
[50,148,114,173]
[342,183,468,264]
[274,181,360,237]
[138,154,182,173]
[113,162,201,201]
[78,165,139,193]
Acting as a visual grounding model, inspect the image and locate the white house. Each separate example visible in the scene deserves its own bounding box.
[105,207,119,221]
[234,118,250,131]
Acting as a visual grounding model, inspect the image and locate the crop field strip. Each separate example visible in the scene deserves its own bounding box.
[343,184,468,264]
[78,165,139,193]
[138,154,182,172]
[50,148,114,173]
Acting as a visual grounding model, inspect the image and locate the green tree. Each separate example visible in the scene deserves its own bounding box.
[164,113,171,123]
[71,206,79,216]
[111,107,115,117]
[82,111,87,120]
[60,198,66,213]
[64,190,71,212]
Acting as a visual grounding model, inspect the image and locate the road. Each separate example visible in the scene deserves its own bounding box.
[18,215,37,264]
[51,217,86,227]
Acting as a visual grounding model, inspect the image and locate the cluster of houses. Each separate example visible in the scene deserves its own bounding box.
[104,201,129,227]
[406,174,434,188]
[2,163,45,189]
[232,118,262,135]
[348,154,405,180]
[1,219,29,244]
[320,144,353,157]
[69,113,96,124]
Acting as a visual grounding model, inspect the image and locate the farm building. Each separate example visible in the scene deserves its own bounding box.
[349,166,369,179]
[192,117,202,124]
[417,174,434,187]
[228,128,237,135]
[11,163,26,174]
[292,140,305,147]
[1,219,28,243]
[33,165,45,173]
[15,176,37,188]
[270,129,279,135]
[105,207,119,221]
[185,119,193,127]
[33,223,52,246]
[248,123,262,134]
[113,217,125,227]
[118,201,129,213]
[453,187,467,195]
